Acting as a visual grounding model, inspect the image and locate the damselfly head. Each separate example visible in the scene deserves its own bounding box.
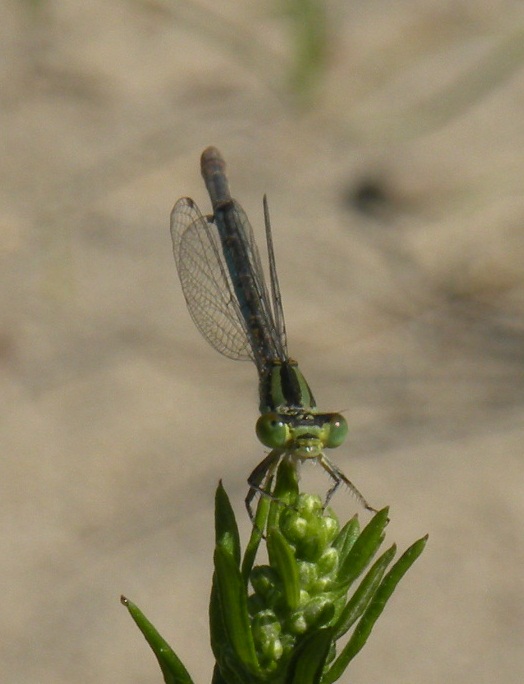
[255,411,348,457]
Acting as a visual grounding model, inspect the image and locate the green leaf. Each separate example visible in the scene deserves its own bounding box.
[332,516,360,564]
[287,628,335,684]
[336,508,389,587]
[273,457,299,499]
[215,481,241,567]
[242,490,271,584]
[209,577,231,670]
[210,578,254,684]
[211,663,228,684]
[265,457,300,533]
[121,596,194,684]
[333,544,396,639]
[267,528,300,611]
[213,545,261,675]
[324,535,428,683]
[211,662,247,684]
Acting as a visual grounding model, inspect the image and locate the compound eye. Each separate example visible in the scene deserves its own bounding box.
[325,414,348,448]
[256,413,290,448]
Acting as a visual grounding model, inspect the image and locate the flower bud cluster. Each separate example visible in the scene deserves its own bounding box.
[248,494,343,670]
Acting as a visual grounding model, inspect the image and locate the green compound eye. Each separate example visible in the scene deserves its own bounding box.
[325,413,348,448]
[256,413,290,448]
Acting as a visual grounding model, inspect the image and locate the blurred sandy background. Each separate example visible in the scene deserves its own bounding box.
[2,1,524,682]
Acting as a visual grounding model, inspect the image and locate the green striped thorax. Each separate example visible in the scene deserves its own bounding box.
[256,360,348,459]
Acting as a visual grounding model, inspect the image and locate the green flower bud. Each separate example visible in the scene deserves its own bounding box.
[321,514,339,543]
[252,609,284,665]
[251,565,279,602]
[288,610,308,635]
[317,547,339,575]
[298,493,323,516]
[302,596,336,628]
[280,511,308,543]
[297,560,318,591]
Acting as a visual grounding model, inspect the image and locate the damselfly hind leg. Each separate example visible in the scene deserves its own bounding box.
[318,453,377,513]
[245,450,284,521]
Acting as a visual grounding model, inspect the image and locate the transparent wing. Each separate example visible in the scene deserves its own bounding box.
[217,198,286,361]
[263,195,288,355]
[170,197,254,361]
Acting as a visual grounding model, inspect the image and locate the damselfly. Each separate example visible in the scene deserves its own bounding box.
[170,147,375,517]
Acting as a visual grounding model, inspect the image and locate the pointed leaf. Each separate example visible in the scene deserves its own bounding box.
[336,508,389,587]
[214,544,261,675]
[209,577,230,667]
[324,535,427,683]
[209,580,253,684]
[215,481,241,567]
[273,457,299,504]
[333,544,396,639]
[242,491,271,584]
[211,662,245,684]
[267,457,299,531]
[267,528,300,611]
[332,516,360,564]
[211,663,228,684]
[288,628,335,684]
[121,596,194,684]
